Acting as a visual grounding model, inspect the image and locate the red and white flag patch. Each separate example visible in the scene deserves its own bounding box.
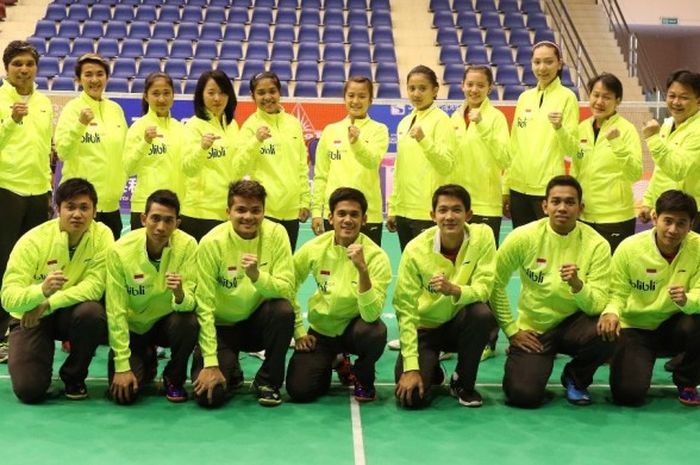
[134,273,145,284]
[536,258,547,267]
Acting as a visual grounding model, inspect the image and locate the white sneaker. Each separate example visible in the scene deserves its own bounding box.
[439,351,453,361]
[248,350,266,360]
[387,339,400,350]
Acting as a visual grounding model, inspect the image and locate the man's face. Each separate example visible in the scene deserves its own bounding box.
[653,211,693,252]
[58,194,95,237]
[329,200,366,244]
[431,195,471,234]
[141,202,180,249]
[543,185,582,234]
[227,196,265,239]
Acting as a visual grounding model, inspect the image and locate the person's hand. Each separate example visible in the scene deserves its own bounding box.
[348,124,360,144]
[429,273,459,297]
[548,111,563,129]
[42,270,68,297]
[11,102,28,123]
[79,108,95,126]
[502,194,511,219]
[395,371,424,407]
[193,367,227,406]
[347,244,367,272]
[642,119,661,138]
[311,217,324,235]
[144,126,160,144]
[21,301,48,329]
[110,371,139,404]
[468,108,482,123]
[241,254,259,282]
[165,272,184,304]
[638,206,652,223]
[669,285,688,307]
[386,216,397,232]
[294,334,317,352]
[559,264,583,293]
[298,208,310,223]
[409,125,425,142]
[509,330,544,353]
[605,127,620,141]
[597,313,620,342]
[201,133,221,150]
[256,126,272,142]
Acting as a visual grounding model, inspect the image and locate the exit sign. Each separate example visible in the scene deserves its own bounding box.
[661,17,679,25]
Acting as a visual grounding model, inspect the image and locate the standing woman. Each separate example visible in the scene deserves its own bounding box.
[506,41,579,228]
[387,65,456,251]
[450,65,510,246]
[55,52,127,240]
[571,73,642,252]
[124,72,185,231]
[180,69,238,242]
[237,71,310,251]
[0,41,53,361]
[312,76,389,246]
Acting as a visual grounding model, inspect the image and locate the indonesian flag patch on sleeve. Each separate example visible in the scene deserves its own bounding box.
[134,273,145,283]
[536,257,547,267]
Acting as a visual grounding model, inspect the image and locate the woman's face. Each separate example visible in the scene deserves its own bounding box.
[252,78,281,114]
[588,81,620,121]
[203,78,229,118]
[145,78,174,117]
[462,69,491,108]
[407,73,438,111]
[666,81,700,125]
[532,45,562,88]
[344,81,372,119]
[6,52,37,93]
[78,63,108,101]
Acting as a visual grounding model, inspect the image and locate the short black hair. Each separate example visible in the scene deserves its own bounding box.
[328,187,368,216]
[141,72,175,115]
[587,72,623,100]
[545,175,583,203]
[75,53,110,79]
[55,178,98,209]
[145,189,180,217]
[3,40,39,70]
[655,189,698,221]
[666,69,700,97]
[228,180,266,208]
[193,69,237,124]
[432,184,471,211]
[407,65,439,88]
[249,71,282,94]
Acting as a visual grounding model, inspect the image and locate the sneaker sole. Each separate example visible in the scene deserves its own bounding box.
[353,395,376,402]
[166,395,188,403]
[679,399,700,407]
[65,393,88,400]
[449,387,482,408]
[258,398,282,407]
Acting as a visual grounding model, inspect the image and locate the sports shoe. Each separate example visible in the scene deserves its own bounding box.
[562,375,591,406]
[249,350,266,360]
[353,381,376,402]
[0,341,8,364]
[678,386,700,406]
[163,376,188,403]
[253,381,282,406]
[334,353,356,386]
[480,346,496,362]
[387,339,400,350]
[449,375,482,407]
[64,382,88,400]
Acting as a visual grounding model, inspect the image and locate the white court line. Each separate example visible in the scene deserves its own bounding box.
[349,392,366,465]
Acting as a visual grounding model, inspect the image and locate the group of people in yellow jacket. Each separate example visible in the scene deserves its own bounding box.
[0,37,699,408]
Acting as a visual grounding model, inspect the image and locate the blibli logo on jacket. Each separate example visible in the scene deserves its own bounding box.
[629,279,656,291]
[217,275,238,289]
[149,143,167,156]
[126,284,146,296]
[260,144,276,155]
[327,149,342,161]
[81,132,101,144]
[525,268,545,284]
[207,146,226,159]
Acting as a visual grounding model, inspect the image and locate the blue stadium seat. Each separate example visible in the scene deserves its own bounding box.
[134,6,158,23]
[322,25,344,44]
[347,26,370,44]
[187,0,209,7]
[251,8,274,25]
[37,57,60,78]
[347,44,370,62]
[533,29,555,43]
[215,60,239,79]
[509,28,532,47]
[455,10,478,29]
[347,11,368,27]
[321,81,344,98]
[296,43,320,61]
[273,24,295,43]
[371,26,394,45]
[376,83,400,99]
[194,41,218,59]
[62,56,77,77]
[436,27,459,47]
[105,22,128,40]
[479,11,501,28]
[35,76,50,90]
[205,6,228,23]
[369,0,390,9]
[322,44,345,62]
[490,45,514,65]
[152,23,176,40]
[181,6,203,23]
[245,41,270,60]
[428,0,451,12]
[248,24,271,42]
[52,76,77,91]
[164,60,188,80]
[137,58,163,78]
[26,37,46,55]
[495,64,520,85]
[270,42,294,61]
[219,42,243,60]
[521,0,543,14]
[111,58,137,78]
[200,24,223,41]
[132,79,145,94]
[374,62,398,83]
[465,44,488,63]
[498,0,519,13]
[294,81,318,98]
[158,5,181,23]
[452,0,473,11]
[347,0,367,10]
[189,59,214,80]
[112,5,135,22]
[299,8,321,26]
[297,25,320,43]
[106,78,130,93]
[475,0,497,12]
[448,84,465,99]
[295,61,320,81]
[129,22,152,40]
[255,0,275,7]
[145,39,169,58]
[34,20,56,38]
[527,12,548,30]
[489,86,499,100]
[521,68,537,86]
[270,61,293,81]
[324,0,344,11]
[459,27,483,46]
[515,45,533,65]
[561,65,575,87]
[171,41,194,59]
[240,60,266,81]
[223,25,246,42]
[278,0,299,9]
[47,38,71,57]
[228,7,250,25]
[370,10,392,27]
[96,39,120,59]
[58,21,81,39]
[322,61,345,82]
[443,64,464,84]
[503,11,525,29]
[348,62,371,79]
[45,4,66,22]
[122,0,144,5]
[67,4,90,22]
[82,21,104,39]
[177,23,200,41]
[439,45,463,65]
[72,38,95,56]
[372,43,396,62]
[485,28,508,46]
[502,84,525,100]
[121,39,144,58]
[275,8,297,25]
[432,11,454,29]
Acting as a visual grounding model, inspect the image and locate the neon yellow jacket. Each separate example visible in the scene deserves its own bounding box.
[312,116,388,223]
[293,231,391,339]
[236,108,310,220]
[491,218,611,338]
[0,81,53,195]
[449,99,510,217]
[393,223,496,371]
[571,113,642,223]
[602,230,700,330]
[388,104,456,220]
[123,109,186,213]
[182,113,240,220]
[195,220,295,367]
[106,228,198,372]
[1,219,113,317]
[507,77,579,195]
[646,111,700,206]
[55,91,127,212]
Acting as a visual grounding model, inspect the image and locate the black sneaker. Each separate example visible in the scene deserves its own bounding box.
[449,376,482,407]
[252,381,282,407]
[64,382,88,400]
